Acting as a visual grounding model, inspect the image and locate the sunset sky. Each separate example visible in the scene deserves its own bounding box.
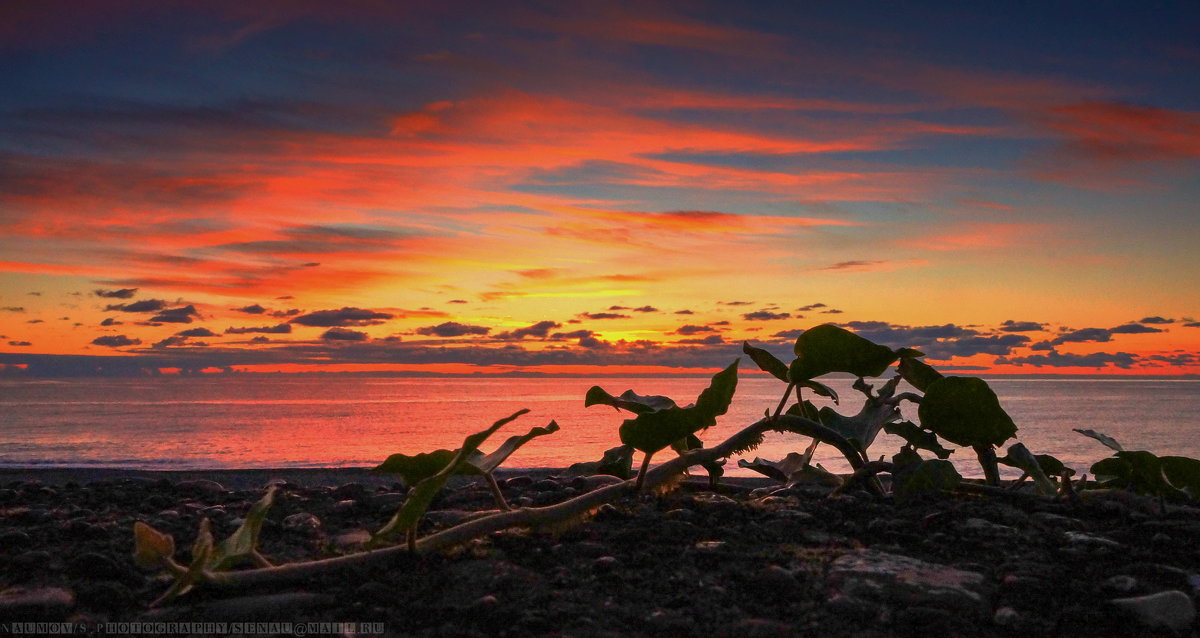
[1,2,1198,376]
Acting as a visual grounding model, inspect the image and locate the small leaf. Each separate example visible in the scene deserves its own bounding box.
[585,386,676,414]
[133,521,176,569]
[1073,428,1124,452]
[210,485,276,570]
[373,409,528,545]
[796,379,839,404]
[884,420,953,459]
[897,356,943,392]
[918,376,1016,448]
[470,421,561,474]
[567,445,635,479]
[694,359,740,419]
[190,518,214,570]
[1001,443,1057,496]
[742,341,789,382]
[790,324,902,380]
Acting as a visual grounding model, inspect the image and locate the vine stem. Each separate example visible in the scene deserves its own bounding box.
[191,414,865,594]
[771,383,795,420]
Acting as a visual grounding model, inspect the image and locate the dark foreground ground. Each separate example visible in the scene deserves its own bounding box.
[1,468,1198,637]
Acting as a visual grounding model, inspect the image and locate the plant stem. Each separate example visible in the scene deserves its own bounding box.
[974,445,1001,486]
[771,383,795,420]
[483,473,511,511]
[635,452,654,491]
[184,415,868,596]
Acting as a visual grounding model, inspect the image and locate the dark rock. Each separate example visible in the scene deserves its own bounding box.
[502,476,533,489]
[724,617,794,638]
[67,552,125,580]
[12,550,53,571]
[176,479,226,496]
[530,478,560,492]
[139,593,335,622]
[828,549,990,616]
[76,580,135,611]
[592,503,629,522]
[332,482,368,500]
[593,556,619,574]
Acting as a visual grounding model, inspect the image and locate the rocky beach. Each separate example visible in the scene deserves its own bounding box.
[1,468,1198,637]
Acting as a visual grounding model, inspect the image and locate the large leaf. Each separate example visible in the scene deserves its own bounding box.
[1161,456,1200,498]
[917,376,1016,448]
[618,360,739,455]
[470,421,560,474]
[133,521,176,569]
[567,444,635,479]
[373,409,528,544]
[893,458,962,501]
[897,356,943,392]
[786,399,821,421]
[789,324,902,380]
[1091,450,1184,499]
[585,387,676,414]
[817,405,894,454]
[1072,428,1124,452]
[1001,443,1057,496]
[210,485,276,569]
[743,341,789,382]
[884,420,953,459]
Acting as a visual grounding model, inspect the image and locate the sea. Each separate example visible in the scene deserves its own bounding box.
[2,375,1198,479]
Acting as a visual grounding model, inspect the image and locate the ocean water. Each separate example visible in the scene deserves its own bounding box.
[1,375,1198,479]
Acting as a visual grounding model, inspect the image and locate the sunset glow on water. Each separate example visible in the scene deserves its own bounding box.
[4,375,1198,479]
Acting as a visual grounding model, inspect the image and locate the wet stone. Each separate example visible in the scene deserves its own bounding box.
[1031,511,1084,530]
[176,479,226,496]
[12,550,52,571]
[1100,575,1140,595]
[67,552,125,580]
[0,587,75,621]
[828,549,990,616]
[332,482,368,500]
[1110,590,1196,632]
[502,476,533,489]
[282,512,321,533]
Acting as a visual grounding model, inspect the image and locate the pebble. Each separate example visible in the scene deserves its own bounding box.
[0,529,32,549]
[961,517,1018,536]
[12,550,53,571]
[332,482,368,500]
[1110,590,1196,632]
[1031,511,1084,530]
[0,587,75,620]
[330,528,371,550]
[728,617,794,637]
[591,503,628,522]
[993,605,1021,627]
[530,478,561,492]
[282,512,321,533]
[370,492,406,511]
[592,556,619,574]
[502,476,533,489]
[1063,531,1121,549]
[176,479,226,496]
[1100,575,1140,595]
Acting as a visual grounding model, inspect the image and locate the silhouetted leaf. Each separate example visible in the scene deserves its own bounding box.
[133,521,175,569]
[884,420,953,459]
[585,387,676,414]
[894,459,961,501]
[373,409,528,544]
[743,341,789,382]
[1073,428,1124,452]
[918,376,1016,448]
[471,421,560,474]
[1092,450,1185,499]
[374,449,467,486]
[786,400,821,421]
[738,453,808,483]
[789,324,902,380]
[210,485,275,570]
[567,445,635,479]
[817,405,892,453]
[671,433,725,483]
[1001,443,1057,495]
[618,360,740,455]
[797,379,839,403]
[897,356,943,392]
[1161,456,1200,498]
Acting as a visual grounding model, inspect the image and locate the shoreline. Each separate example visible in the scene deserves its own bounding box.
[0,466,776,490]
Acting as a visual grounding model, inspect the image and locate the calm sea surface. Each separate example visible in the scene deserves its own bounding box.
[2,375,1198,479]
